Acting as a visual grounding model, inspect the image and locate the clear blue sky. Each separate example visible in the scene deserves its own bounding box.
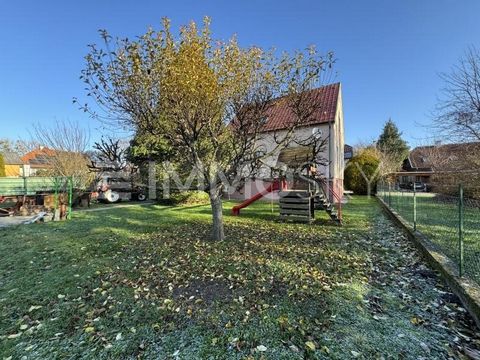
[1,0,479,148]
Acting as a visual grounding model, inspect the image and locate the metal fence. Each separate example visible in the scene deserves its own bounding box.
[0,176,75,219]
[377,181,480,284]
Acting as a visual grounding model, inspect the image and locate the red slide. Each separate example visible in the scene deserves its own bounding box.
[232,179,286,216]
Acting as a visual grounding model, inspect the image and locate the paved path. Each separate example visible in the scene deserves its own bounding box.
[0,202,155,227]
[0,216,37,228]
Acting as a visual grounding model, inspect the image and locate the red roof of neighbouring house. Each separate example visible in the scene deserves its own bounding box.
[404,142,480,172]
[21,147,56,168]
[260,83,340,132]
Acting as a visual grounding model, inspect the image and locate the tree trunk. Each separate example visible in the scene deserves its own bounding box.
[209,193,225,241]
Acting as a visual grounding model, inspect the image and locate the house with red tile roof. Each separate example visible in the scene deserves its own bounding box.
[236,82,345,200]
[21,147,56,176]
[396,142,480,197]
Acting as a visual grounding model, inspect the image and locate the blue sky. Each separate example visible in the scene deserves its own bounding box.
[1,0,479,148]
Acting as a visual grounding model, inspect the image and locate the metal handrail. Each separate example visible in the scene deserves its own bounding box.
[315,176,342,221]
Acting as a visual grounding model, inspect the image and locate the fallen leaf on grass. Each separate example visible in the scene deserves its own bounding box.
[28,305,42,312]
[411,317,424,325]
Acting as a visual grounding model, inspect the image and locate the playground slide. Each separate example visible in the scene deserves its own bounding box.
[232,180,284,215]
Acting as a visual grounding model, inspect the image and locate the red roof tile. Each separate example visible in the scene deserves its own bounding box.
[406,142,480,172]
[261,83,340,132]
[21,147,56,167]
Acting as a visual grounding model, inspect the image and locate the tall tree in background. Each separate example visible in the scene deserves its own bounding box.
[0,138,38,156]
[434,46,480,142]
[80,17,335,240]
[376,119,409,166]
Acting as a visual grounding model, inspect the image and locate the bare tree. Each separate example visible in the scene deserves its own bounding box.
[32,120,94,189]
[33,119,90,153]
[92,137,128,171]
[0,138,39,156]
[434,46,480,142]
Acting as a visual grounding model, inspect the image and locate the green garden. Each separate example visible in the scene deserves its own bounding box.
[0,198,476,359]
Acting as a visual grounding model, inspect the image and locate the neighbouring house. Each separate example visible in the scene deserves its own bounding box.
[0,151,25,176]
[396,142,480,197]
[21,147,56,176]
[344,144,353,162]
[233,82,345,201]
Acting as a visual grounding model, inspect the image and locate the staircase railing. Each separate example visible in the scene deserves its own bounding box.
[314,176,342,221]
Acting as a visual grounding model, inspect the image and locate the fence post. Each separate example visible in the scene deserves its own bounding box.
[401,189,404,214]
[388,182,392,207]
[458,184,465,277]
[67,176,73,220]
[23,176,28,196]
[54,177,59,211]
[413,186,417,231]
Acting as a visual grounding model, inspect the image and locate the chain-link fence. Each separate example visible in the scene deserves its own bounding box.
[377,181,480,284]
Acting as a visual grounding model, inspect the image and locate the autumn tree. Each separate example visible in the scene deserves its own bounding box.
[434,46,480,142]
[80,18,334,240]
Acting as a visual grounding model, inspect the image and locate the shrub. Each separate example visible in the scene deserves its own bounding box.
[0,154,6,177]
[344,147,380,195]
[158,190,210,206]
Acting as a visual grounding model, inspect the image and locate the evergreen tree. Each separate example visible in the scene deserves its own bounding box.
[376,119,409,165]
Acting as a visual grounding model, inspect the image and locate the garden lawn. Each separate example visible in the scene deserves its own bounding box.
[0,197,479,359]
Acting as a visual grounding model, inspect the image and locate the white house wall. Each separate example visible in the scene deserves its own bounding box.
[254,124,331,178]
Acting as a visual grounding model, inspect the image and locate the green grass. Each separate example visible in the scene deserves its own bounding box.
[0,197,476,359]
[379,191,480,282]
